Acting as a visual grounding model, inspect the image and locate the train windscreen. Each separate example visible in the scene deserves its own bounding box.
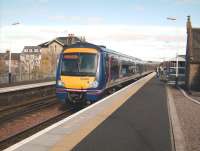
[61,53,98,76]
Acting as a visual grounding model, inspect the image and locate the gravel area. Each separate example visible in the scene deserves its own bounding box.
[170,86,200,151]
[0,103,64,142]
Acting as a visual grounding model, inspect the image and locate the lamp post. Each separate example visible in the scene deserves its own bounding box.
[8,22,20,84]
[167,17,179,86]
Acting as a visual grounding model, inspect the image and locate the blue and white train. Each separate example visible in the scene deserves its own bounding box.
[56,42,154,105]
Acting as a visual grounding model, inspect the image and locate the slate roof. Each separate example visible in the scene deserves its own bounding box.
[0,53,20,60]
[23,46,41,49]
[38,42,48,48]
[38,36,81,48]
[167,55,186,62]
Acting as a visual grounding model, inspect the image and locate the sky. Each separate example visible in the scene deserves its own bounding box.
[0,0,200,61]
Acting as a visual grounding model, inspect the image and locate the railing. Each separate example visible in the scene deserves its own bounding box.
[0,72,55,84]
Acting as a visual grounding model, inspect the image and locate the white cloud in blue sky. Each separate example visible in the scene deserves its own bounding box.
[0,24,186,61]
[0,0,199,60]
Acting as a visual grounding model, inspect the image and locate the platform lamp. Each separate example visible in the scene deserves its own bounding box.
[8,22,20,84]
[166,17,179,86]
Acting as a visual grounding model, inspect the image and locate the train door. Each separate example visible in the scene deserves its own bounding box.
[104,53,110,84]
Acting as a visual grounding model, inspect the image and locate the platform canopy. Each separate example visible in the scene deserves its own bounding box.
[167,55,185,62]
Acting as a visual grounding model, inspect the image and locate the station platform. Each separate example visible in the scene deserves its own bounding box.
[0,81,55,93]
[5,73,172,151]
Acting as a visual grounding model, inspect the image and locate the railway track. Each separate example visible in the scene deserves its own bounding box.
[0,95,57,124]
[0,104,78,150]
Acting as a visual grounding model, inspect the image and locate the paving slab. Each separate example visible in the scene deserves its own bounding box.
[169,86,200,151]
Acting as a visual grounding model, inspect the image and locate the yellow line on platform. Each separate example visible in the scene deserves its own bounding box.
[50,73,155,151]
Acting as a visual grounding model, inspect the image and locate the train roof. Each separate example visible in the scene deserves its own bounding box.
[63,42,145,64]
[101,47,142,62]
[63,42,101,50]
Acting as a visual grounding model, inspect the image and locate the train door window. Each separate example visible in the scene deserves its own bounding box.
[128,62,134,75]
[136,64,141,74]
[136,63,139,73]
[132,62,136,74]
[122,67,127,75]
[111,57,119,80]
[128,62,134,74]
[104,53,109,81]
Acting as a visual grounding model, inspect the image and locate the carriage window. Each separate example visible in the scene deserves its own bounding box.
[121,64,129,76]
[121,62,134,76]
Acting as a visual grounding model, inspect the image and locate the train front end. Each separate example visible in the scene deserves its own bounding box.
[56,46,103,105]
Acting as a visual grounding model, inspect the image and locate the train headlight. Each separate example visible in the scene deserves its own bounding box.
[57,80,65,87]
[89,81,99,88]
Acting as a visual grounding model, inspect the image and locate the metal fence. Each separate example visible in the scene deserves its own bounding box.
[0,72,55,84]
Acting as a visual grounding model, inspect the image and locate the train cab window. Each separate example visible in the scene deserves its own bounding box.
[79,54,97,73]
[61,53,97,76]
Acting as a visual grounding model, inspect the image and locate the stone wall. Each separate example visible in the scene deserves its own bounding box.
[0,85,55,106]
[189,64,200,91]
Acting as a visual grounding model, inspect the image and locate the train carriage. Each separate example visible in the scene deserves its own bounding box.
[56,42,154,105]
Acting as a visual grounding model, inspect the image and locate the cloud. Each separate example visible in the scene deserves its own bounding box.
[48,15,81,22]
[0,24,186,61]
[48,15,104,24]
[86,17,103,24]
[134,5,145,12]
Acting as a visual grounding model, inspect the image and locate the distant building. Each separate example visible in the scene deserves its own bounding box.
[20,46,41,75]
[38,35,83,75]
[20,35,84,76]
[0,51,20,74]
[38,36,82,57]
[166,55,186,68]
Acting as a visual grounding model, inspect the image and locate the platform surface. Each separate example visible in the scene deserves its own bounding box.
[72,78,172,151]
[5,73,172,151]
